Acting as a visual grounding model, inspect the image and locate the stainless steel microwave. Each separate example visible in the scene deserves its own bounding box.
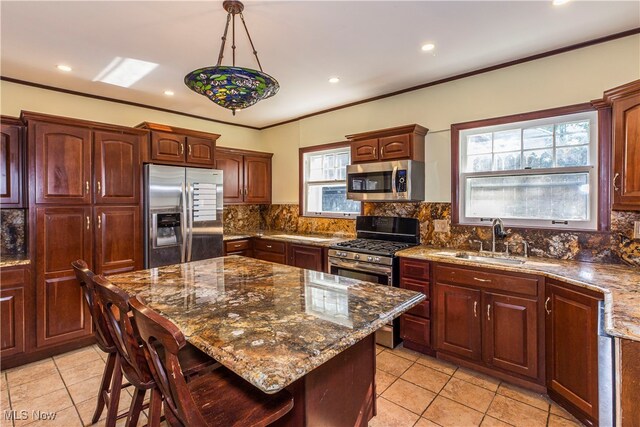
[346,160,425,201]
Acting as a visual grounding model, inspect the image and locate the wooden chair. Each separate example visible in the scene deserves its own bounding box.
[129,296,294,427]
[72,260,125,425]
[92,275,215,427]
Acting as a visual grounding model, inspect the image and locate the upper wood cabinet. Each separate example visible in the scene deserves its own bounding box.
[346,124,428,164]
[0,117,25,207]
[214,147,273,204]
[94,130,142,204]
[609,81,640,210]
[137,122,219,168]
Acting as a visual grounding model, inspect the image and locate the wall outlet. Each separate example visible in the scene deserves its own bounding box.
[433,219,449,233]
[634,221,640,240]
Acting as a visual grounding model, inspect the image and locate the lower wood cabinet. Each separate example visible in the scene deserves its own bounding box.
[0,265,30,358]
[253,239,287,264]
[400,314,430,347]
[288,244,324,272]
[546,280,601,425]
[399,258,433,354]
[224,239,252,257]
[94,206,142,275]
[224,238,326,272]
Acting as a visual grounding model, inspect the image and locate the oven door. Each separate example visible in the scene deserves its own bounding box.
[328,258,397,347]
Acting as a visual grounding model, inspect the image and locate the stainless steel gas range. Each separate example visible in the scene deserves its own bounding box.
[328,216,420,348]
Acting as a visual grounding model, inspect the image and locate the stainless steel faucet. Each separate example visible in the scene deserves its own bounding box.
[491,218,508,253]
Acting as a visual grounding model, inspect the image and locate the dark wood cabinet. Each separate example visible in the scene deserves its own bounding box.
[0,117,24,207]
[224,239,253,257]
[602,80,640,210]
[483,292,538,379]
[35,206,93,348]
[399,258,432,353]
[0,266,30,358]
[346,124,428,164]
[400,315,430,347]
[253,238,287,264]
[288,244,324,272]
[546,280,601,425]
[94,130,142,204]
[32,121,92,204]
[94,206,142,275]
[215,147,273,204]
[434,282,482,361]
[137,122,219,168]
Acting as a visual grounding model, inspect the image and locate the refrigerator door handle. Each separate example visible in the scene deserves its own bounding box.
[187,183,194,262]
[180,182,187,263]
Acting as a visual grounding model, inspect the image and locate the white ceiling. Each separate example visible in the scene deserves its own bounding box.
[1,1,638,128]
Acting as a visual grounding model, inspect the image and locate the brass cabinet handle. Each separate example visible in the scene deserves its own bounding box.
[180,143,184,155]
[188,145,192,156]
[97,216,101,229]
[613,173,620,192]
[373,147,377,158]
[380,146,384,157]
[234,244,242,248]
[266,245,273,249]
[473,301,478,317]
[97,181,101,194]
[545,297,551,315]
[86,216,90,230]
[487,304,491,321]
[473,277,491,283]
[86,181,90,194]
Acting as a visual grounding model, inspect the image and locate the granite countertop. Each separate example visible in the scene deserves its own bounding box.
[108,256,424,393]
[0,254,31,268]
[223,230,352,247]
[397,246,640,342]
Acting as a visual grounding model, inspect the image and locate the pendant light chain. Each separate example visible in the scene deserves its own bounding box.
[231,11,236,67]
[216,12,232,67]
[239,13,263,72]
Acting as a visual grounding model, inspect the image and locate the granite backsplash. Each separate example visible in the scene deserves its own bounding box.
[1,209,27,256]
[223,203,639,266]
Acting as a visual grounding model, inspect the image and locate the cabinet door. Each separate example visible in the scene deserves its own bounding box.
[0,267,29,358]
[435,283,481,361]
[546,282,599,421]
[483,292,539,379]
[95,206,142,276]
[33,122,92,204]
[244,155,271,204]
[94,131,141,204]
[400,314,430,346]
[186,137,215,167]
[351,139,379,163]
[288,244,324,272]
[150,131,186,164]
[379,134,411,160]
[612,92,640,210]
[215,151,244,204]
[0,124,23,206]
[36,207,93,348]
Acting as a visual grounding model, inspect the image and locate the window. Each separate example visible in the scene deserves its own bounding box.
[301,144,360,218]
[455,109,599,230]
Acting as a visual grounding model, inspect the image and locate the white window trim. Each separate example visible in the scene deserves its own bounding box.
[458,111,599,230]
[302,146,360,219]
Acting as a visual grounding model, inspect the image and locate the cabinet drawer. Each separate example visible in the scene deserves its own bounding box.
[0,267,28,287]
[400,277,430,299]
[254,239,286,254]
[225,239,251,253]
[401,314,430,346]
[254,250,286,265]
[407,300,430,318]
[400,258,430,280]
[435,264,539,297]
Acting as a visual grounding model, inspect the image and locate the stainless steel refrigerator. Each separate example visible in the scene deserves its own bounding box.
[144,164,223,268]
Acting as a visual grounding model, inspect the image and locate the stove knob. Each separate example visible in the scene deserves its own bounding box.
[367,256,373,262]
[341,252,348,257]
[374,257,381,262]
[354,254,360,260]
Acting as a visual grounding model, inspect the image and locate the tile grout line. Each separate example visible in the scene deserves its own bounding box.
[51,356,85,427]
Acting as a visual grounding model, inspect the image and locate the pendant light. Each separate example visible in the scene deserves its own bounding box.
[184,0,279,115]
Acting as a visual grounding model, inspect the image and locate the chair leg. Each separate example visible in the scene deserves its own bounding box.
[146,388,163,427]
[92,351,117,424]
[104,357,124,427]
[126,387,146,427]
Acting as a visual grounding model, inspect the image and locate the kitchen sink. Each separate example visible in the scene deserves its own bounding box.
[432,251,526,265]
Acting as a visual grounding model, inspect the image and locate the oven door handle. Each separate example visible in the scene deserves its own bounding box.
[329,259,391,275]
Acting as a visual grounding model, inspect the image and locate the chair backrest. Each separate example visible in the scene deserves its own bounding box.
[92,275,154,387]
[129,296,209,427]
[71,260,115,353]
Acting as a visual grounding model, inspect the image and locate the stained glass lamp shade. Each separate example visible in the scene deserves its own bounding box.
[184,1,279,115]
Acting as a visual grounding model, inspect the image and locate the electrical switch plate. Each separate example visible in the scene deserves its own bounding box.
[634,221,640,240]
[433,219,449,233]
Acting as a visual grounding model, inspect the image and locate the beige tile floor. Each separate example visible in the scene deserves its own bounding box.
[0,344,585,427]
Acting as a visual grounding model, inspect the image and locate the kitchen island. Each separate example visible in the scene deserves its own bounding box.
[108,255,425,426]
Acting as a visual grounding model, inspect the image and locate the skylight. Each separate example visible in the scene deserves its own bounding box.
[93,57,158,88]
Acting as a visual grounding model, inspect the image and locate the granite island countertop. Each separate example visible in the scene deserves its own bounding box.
[397,246,640,342]
[108,255,424,393]
[0,254,31,268]
[223,230,352,247]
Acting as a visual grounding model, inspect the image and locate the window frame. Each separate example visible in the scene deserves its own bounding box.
[451,103,611,231]
[298,141,362,219]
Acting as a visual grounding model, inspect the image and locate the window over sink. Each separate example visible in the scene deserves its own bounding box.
[300,143,361,218]
[453,106,600,230]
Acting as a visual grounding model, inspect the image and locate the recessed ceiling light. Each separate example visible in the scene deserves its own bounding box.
[93,57,158,88]
[421,43,435,52]
[163,90,174,96]
[328,77,340,84]
[552,0,570,5]
[57,64,72,72]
